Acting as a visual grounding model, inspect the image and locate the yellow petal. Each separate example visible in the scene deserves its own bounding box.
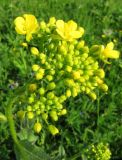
[56,20,65,31]
[23,14,38,34]
[14,17,26,34]
[71,31,83,39]
[67,20,77,31]
[103,49,120,59]
[106,42,114,50]
[107,50,120,59]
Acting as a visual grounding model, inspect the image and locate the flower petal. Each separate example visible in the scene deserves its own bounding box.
[56,20,64,32]
[23,14,38,34]
[106,42,114,50]
[67,20,77,31]
[14,17,26,34]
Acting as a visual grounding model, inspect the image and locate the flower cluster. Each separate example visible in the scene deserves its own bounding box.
[86,143,111,160]
[14,14,120,135]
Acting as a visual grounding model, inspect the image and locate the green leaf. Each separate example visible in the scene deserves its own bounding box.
[14,140,50,160]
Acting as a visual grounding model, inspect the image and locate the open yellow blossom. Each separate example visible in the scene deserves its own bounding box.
[14,14,39,41]
[56,20,84,41]
[102,42,120,59]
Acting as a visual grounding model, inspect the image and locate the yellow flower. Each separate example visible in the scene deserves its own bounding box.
[102,42,120,59]
[14,14,39,41]
[56,20,84,41]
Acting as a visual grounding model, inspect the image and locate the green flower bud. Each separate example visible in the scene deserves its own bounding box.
[66,89,71,97]
[32,64,40,72]
[17,110,25,120]
[38,87,45,95]
[85,87,91,94]
[50,110,58,121]
[31,47,39,56]
[29,84,37,92]
[40,53,46,60]
[100,84,108,92]
[28,96,34,104]
[59,45,67,55]
[59,95,66,103]
[48,125,59,136]
[47,100,53,105]
[89,92,97,100]
[79,77,85,83]
[49,69,55,75]
[47,92,55,99]
[97,69,105,78]
[69,44,74,52]
[65,79,75,87]
[33,103,39,110]
[34,122,42,133]
[66,66,72,72]
[77,40,85,49]
[36,110,41,115]
[60,109,67,115]
[27,112,34,119]
[46,75,53,81]
[27,105,32,111]
[72,88,78,97]
[47,82,56,90]
[42,113,48,121]
[36,68,45,80]
[40,21,46,30]
[48,17,56,25]
[72,71,81,80]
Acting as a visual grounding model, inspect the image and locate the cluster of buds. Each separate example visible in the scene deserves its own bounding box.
[86,143,111,160]
[14,14,120,135]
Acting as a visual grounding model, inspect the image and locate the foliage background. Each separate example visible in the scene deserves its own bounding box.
[0,0,122,159]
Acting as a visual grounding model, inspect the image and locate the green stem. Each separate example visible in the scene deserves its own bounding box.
[6,97,26,159]
[97,91,100,130]
[6,98,19,144]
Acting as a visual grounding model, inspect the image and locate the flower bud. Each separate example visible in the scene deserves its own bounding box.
[40,21,46,30]
[47,82,56,90]
[66,89,71,97]
[29,84,37,92]
[60,109,67,115]
[50,110,58,121]
[34,122,42,133]
[31,47,39,56]
[89,92,97,100]
[48,125,59,136]
[28,96,34,104]
[21,42,28,48]
[42,113,48,121]
[32,64,40,72]
[77,40,85,49]
[72,71,80,80]
[47,92,55,99]
[46,75,53,81]
[17,110,25,120]
[27,105,32,111]
[49,17,56,25]
[97,69,105,78]
[66,66,72,72]
[38,87,45,95]
[100,84,108,92]
[27,112,34,119]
